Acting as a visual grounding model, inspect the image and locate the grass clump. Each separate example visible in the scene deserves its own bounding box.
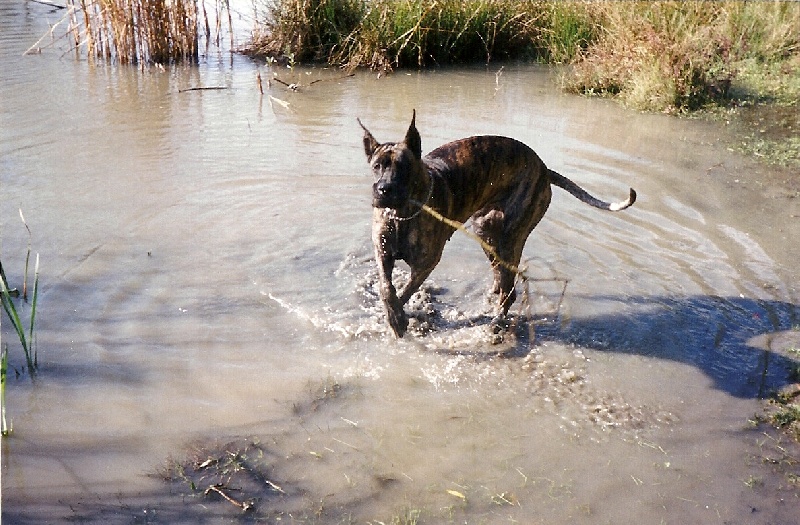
[564,1,800,113]
[245,0,599,70]
[0,213,40,379]
[249,0,366,65]
[250,1,799,114]
[767,391,800,441]
[0,256,39,378]
[333,0,542,70]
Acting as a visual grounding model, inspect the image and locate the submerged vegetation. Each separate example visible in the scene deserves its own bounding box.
[0,211,41,436]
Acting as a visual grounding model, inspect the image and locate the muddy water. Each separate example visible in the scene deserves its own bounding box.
[3,3,800,524]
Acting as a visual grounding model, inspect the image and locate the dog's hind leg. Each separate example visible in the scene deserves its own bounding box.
[479,174,553,331]
[472,208,518,335]
[472,208,506,297]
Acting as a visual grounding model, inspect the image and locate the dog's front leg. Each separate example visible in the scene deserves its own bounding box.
[373,216,408,338]
[377,253,408,337]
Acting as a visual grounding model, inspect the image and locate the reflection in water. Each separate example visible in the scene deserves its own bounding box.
[2,3,800,524]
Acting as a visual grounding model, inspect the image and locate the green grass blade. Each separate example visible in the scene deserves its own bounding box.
[0,276,35,375]
[20,208,32,301]
[0,259,7,288]
[29,254,40,370]
[1,345,9,436]
[0,278,27,350]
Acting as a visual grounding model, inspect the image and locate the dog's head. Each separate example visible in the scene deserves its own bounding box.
[358,110,423,210]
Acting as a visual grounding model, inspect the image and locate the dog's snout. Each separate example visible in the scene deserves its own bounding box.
[375,180,391,196]
[372,179,404,209]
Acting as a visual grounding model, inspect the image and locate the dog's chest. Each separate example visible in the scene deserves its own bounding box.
[401,215,453,261]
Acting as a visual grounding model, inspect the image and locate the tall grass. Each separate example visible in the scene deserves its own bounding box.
[330,0,543,70]
[565,1,800,112]
[245,0,591,70]
[248,0,800,112]
[1,260,40,437]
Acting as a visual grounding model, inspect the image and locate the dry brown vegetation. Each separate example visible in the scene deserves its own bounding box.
[65,0,232,64]
[565,1,800,111]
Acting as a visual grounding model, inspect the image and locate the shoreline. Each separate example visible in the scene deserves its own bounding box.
[245,0,799,169]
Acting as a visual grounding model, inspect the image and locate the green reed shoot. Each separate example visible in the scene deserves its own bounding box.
[20,208,31,300]
[1,345,9,435]
[0,211,41,379]
[1,345,9,436]
[30,254,40,370]
[0,260,38,378]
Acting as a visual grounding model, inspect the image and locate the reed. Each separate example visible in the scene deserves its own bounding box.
[65,0,212,64]
[245,0,575,70]
[1,346,9,436]
[1,218,41,436]
[0,254,40,379]
[0,212,42,387]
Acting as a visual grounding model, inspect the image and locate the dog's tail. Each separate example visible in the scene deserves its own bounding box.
[548,169,636,211]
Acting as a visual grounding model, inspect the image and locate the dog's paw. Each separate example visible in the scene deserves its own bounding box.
[488,314,510,344]
[387,308,409,338]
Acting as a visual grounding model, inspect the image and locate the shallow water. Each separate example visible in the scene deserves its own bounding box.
[2,3,800,524]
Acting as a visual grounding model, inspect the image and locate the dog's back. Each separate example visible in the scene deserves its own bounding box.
[424,136,547,223]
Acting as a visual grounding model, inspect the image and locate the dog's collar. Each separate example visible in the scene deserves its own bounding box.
[384,176,434,222]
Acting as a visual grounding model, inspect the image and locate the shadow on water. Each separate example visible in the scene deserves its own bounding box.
[526,294,800,399]
[334,255,800,400]
[282,252,800,400]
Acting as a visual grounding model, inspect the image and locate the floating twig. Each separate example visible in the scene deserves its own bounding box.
[267,95,292,112]
[204,484,253,511]
[331,437,359,451]
[308,73,355,86]
[270,73,355,92]
[24,11,70,55]
[265,479,286,494]
[177,86,228,93]
[29,0,66,8]
[271,76,299,91]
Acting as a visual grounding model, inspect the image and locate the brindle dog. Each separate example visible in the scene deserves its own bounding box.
[359,111,636,338]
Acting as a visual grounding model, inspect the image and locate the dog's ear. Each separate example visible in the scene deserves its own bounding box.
[403,109,421,159]
[357,117,379,158]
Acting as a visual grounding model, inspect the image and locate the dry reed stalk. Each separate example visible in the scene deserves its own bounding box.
[65,0,214,64]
